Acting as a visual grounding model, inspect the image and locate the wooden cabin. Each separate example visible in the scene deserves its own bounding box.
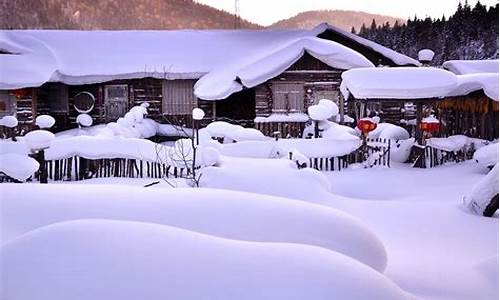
[0,24,419,138]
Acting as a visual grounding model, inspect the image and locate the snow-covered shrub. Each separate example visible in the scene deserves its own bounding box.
[290,149,309,169]
[308,103,333,121]
[390,138,415,163]
[367,123,410,140]
[205,121,244,142]
[227,127,268,142]
[35,115,56,129]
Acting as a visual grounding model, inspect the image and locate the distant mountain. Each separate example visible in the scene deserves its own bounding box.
[0,0,260,30]
[269,10,404,32]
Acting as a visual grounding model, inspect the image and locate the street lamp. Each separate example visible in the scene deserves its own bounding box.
[357,117,378,157]
[192,108,205,145]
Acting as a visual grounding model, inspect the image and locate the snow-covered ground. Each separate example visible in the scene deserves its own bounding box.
[1,154,497,300]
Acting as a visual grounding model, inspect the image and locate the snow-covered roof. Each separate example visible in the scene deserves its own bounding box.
[447,73,499,101]
[194,37,374,100]
[0,25,416,97]
[443,59,499,75]
[340,67,458,100]
[312,23,421,67]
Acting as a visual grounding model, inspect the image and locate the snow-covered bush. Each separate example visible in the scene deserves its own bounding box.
[367,123,410,140]
[390,138,415,163]
[205,121,244,142]
[290,149,309,169]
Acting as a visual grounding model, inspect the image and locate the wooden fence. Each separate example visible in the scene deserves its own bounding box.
[411,145,474,168]
[298,138,392,172]
[32,156,193,182]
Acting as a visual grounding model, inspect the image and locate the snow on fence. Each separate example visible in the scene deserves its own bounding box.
[289,138,391,171]
[411,136,482,168]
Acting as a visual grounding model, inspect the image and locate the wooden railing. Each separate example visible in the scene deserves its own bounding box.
[411,145,473,168]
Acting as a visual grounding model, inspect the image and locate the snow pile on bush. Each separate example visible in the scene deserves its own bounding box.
[390,138,415,163]
[168,139,221,167]
[0,153,39,181]
[35,115,55,129]
[473,142,499,169]
[1,219,411,300]
[1,185,388,272]
[0,115,18,128]
[302,120,359,141]
[464,164,499,216]
[23,130,55,151]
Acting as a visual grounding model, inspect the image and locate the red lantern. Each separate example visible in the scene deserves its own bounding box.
[419,121,440,133]
[357,118,377,135]
[11,89,30,99]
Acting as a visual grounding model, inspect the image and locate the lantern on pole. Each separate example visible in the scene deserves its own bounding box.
[419,116,440,143]
[357,118,377,136]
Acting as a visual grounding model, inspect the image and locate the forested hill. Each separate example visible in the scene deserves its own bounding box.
[0,0,260,30]
[355,2,499,64]
[269,10,404,32]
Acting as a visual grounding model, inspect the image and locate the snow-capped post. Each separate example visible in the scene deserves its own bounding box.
[418,49,435,66]
[192,108,205,146]
[24,129,55,184]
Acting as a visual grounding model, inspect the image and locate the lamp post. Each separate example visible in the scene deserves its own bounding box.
[24,130,55,184]
[192,108,205,146]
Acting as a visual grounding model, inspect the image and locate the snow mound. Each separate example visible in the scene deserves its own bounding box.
[227,127,269,142]
[418,49,435,62]
[473,143,499,169]
[1,219,412,300]
[35,115,55,129]
[308,104,333,121]
[205,121,244,139]
[0,153,39,181]
[390,138,415,163]
[1,184,387,272]
[427,135,471,152]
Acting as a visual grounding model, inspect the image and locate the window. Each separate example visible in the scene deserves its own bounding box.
[0,91,15,117]
[104,85,129,120]
[162,80,197,115]
[272,82,304,113]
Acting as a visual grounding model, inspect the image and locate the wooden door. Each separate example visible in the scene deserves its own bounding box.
[104,84,128,121]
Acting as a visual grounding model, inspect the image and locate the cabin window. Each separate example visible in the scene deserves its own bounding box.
[272,82,305,113]
[162,80,197,115]
[104,85,129,120]
[0,91,15,117]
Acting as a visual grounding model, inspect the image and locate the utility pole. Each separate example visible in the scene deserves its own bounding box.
[234,0,241,29]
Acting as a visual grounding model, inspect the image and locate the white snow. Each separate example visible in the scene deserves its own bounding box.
[191,107,205,120]
[23,130,55,151]
[76,113,93,127]
[1,218,412,300]
[0,115,18,128]
[254,113,310,123]
[367,123,410,140]
[443,59,499,75]
[312,23,421,67]
[194,37,374,100]
[473,142,499,169]
[464,164,499,216]
[427,135,475,152]
[0,153,39,181]
[422,115,440,123]
[340,67,458,99]
[448,73,499,101]
[318,99,339,116]
[418,49,435,62]
[1,185,388,272]
[34,115,55,129]
[308,103,333,121]
[227,127,269,142]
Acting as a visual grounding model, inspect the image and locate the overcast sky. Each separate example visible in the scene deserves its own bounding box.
[195,0,499,26]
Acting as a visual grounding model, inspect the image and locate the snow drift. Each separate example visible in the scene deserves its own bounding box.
[1,184,387,272]
[1,219,413,300]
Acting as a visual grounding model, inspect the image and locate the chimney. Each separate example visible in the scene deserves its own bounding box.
[418,49,435,66]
